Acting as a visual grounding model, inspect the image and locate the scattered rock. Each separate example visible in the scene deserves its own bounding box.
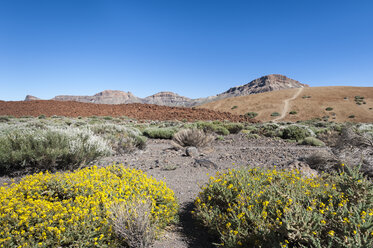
[285,160,318,178]
[186,147,199,157]
[193,159,218,169]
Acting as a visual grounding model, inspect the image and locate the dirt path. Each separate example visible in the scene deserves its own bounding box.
[95,134,330,248]
[273,88,303,122]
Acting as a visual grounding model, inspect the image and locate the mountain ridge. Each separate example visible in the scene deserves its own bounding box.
[24,74,308,107]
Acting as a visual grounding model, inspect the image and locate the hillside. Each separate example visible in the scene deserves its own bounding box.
[0,100,255,122]
[199,86,373,123]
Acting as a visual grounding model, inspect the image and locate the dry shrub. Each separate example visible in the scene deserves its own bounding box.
[305,150,339,172]
[109,199,156,248]
[172,128,214,148]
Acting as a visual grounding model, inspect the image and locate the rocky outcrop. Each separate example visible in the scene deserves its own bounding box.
[143,92,192,106]
[23,74,308,107]
[217,74,309,98]
[24,95,41,101]
[52,90,142,104]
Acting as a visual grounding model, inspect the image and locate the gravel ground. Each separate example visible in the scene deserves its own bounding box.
[96,133,332,248]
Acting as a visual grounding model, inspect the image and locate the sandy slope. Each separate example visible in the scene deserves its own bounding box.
[273,88,303,122]
[199,86,373,123]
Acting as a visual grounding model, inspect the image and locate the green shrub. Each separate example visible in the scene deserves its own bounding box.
[193,166,373,248]
[301,137,326,147]
[231,106,238,110]
[325,107,333,111]
[195,122,230,135]
[282,125,311,141]
[0,126,112,173]
[349,115,355,119]
[143,127,178,139]
[245,112,258,119]
[246,133,260,139]
[271,112,280,117]
[222,123,244,134]
[0,116,10,122]
[302,95,311,99]
[0,165,178,247]
[258,124,281,138]
[289,111,297,115]
[38,114,46,119]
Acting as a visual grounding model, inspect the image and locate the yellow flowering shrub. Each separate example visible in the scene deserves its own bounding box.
[193,166,373,248]
[0,165,178,247]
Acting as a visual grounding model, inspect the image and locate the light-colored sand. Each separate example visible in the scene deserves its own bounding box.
[199,86,373,122]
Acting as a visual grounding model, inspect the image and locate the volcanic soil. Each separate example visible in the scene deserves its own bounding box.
[200,86,373,123]
[0,100,254,122]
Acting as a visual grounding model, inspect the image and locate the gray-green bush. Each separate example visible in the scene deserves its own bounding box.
[282,125,311,141]
[0,126,112,173]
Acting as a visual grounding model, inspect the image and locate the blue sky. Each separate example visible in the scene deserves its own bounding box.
[0,0,372,101]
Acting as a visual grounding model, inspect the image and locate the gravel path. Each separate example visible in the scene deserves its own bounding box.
[274,87,303,122]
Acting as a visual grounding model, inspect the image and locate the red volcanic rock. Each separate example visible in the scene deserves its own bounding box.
[0,100,257,122]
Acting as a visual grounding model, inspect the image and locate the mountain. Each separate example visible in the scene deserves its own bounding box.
[23,74,308,107]
[52,90,142,104]
[143,92,193,106]
[25,95,41,101]
[217,74,309,98]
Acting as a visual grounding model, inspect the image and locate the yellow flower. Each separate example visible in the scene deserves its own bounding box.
[328,230,335,236]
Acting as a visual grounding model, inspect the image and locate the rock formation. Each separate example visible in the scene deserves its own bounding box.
[24,95,41,101]
[23,74,308,107]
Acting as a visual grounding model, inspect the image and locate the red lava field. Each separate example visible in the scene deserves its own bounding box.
[0,100,255,122]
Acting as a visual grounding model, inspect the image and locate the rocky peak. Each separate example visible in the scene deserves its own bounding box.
[144,91,192,106]
[24,95,41,101]
[94,90,135,98]
[219,74,309,97]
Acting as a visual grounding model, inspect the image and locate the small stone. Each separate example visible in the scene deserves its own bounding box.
[193,159,218,169]
[186,147,199,157]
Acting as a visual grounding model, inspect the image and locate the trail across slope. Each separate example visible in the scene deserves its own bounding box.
[273,88,303,122]
[199,86,373,123]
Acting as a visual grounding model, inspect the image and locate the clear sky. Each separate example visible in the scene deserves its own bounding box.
[0,0,372,101]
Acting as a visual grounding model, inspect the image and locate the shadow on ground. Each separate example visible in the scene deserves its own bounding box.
[178,202,217,248]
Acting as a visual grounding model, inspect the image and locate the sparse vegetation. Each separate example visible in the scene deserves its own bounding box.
[245,112,258,119]
[270,112,280,117]
[325,107,333,111]
[193,166,373,248]
[349,115,355,119]
[302,95,311,99]
[231,105,238,110]
[289,110,297,115]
